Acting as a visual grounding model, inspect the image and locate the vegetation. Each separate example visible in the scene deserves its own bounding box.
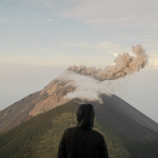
[0,100,158,158]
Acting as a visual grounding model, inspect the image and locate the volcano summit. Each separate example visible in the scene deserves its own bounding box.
[0,45,158,158]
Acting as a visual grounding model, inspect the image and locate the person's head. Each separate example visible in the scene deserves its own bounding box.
[76,104,95,129]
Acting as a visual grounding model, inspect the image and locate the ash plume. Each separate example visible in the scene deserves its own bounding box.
[68,45,148,81]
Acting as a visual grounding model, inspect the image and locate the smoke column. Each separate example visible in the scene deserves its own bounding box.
[68,44,148,81]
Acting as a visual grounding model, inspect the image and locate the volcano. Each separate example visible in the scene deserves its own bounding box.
[0,70,158,158]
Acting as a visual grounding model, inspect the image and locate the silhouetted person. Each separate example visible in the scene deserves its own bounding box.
[58,104,109,158]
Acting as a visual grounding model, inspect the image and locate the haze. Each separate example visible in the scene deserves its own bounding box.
[0,0,158,122]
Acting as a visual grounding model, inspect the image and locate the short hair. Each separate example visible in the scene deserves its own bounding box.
[76,104,95,129]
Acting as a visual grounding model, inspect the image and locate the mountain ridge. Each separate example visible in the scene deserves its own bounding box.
[0,99,158,158]
[93,94,158,141]
[0,77,75,134]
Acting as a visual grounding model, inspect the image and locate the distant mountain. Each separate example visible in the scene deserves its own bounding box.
[0,69,158,157]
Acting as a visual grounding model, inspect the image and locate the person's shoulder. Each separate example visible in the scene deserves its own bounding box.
[64,127,77,134]
[91,129,104,139]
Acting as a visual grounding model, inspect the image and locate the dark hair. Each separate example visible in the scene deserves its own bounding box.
[76,104,95,129]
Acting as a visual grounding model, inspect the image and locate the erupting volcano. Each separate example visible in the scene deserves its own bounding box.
[69,45,148,81]
[0,44,158,158]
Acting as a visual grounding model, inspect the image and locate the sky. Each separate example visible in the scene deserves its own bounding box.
[0,0,158,122]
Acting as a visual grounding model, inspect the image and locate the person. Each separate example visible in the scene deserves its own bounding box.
[58,104,109,158]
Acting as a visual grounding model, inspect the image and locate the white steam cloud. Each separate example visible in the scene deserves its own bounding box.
[68,45,148,81]
[59,70,127,104]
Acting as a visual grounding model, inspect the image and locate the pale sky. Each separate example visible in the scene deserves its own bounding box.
[0,0,158,122]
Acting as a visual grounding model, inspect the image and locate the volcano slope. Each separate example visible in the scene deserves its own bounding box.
[0,96,158,158]
[0,78,75,134]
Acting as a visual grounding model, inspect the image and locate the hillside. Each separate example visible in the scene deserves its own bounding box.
[0,99,158,158]
[94,94,158,140]
[0,78,75,134]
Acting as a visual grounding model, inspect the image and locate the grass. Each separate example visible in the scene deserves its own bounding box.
[0,100,158,158]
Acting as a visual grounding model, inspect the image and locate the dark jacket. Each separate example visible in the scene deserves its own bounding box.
[58,127,109,158]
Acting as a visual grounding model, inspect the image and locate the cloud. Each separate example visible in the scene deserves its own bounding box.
[69,45,148,81]
[60,70,127,103]
[47,18,54,22]
[0,17,11,22]
[62,0,158,30]
[0,54,70,67]
[85,16,135,24]
[0,41,127,69]
[143,42,158,69]
[59,41,157,70]
[12,38,19,41]
[148,58,158,70]
[0,16,35,24]
[60,41,93,48]
[96,41,128,55]
[60,41,128,56]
